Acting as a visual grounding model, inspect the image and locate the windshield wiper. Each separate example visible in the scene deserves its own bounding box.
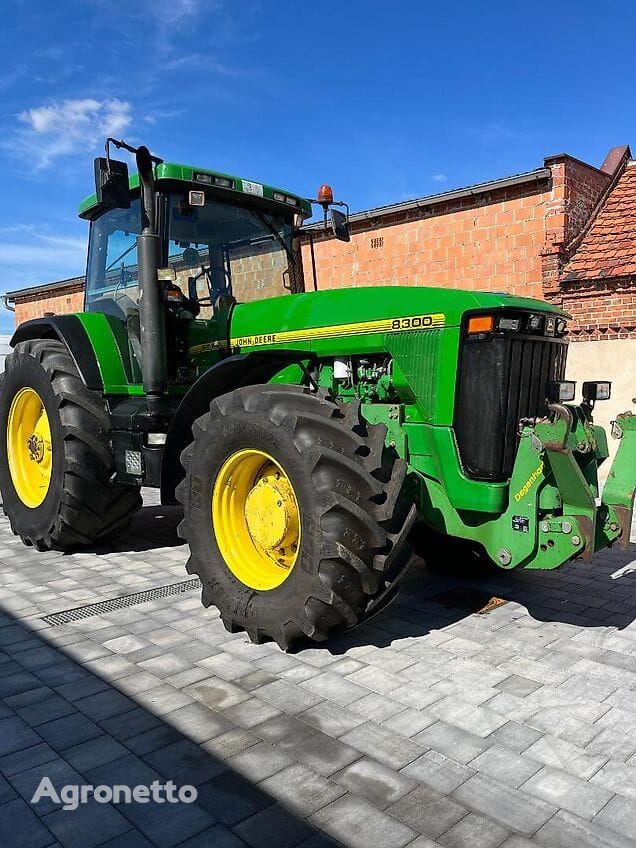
[250,211,295,267]
[106,241,137,272]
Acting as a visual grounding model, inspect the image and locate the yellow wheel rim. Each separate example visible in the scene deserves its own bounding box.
[212,449,301,591]
[6,387,53,508]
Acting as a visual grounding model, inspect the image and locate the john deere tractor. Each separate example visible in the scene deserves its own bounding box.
[1,142,634,648]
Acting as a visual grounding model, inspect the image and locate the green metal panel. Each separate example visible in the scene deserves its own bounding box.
[387,330,443,422]
[76,312,143,395]
[229,287,565,354]
[407,425,509,513]
[601,411,636,547]
[79,161,312,219]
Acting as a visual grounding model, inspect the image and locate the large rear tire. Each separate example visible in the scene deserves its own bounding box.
[176,384,416,649]
[0,339,141,550]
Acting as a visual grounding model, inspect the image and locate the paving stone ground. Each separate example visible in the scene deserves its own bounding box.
[0,490,634,848]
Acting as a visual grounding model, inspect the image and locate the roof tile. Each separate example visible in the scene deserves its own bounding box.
[563,163,636,281]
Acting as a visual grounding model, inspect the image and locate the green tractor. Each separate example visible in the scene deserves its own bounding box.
[1,142,634,649]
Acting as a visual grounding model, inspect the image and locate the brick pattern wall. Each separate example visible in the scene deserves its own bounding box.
[13,285,85,326]
[226,240,296,301]
[560,278,636,340]
[541,156,611,298]
[301,182,550,299]
[8,149,634,342]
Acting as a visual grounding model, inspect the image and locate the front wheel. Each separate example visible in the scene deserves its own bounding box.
[0,339,141,550]
[176,385,416,649]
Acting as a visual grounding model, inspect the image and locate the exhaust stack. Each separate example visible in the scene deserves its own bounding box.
[136,146,167,413]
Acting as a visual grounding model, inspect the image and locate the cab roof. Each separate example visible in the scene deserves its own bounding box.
[78,161,313,220]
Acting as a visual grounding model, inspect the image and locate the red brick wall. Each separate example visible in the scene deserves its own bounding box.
[560,278,636,340]
[301,182,549,299]
[14,286,84,326]
[10,151,632,341]
[541,155,611,297]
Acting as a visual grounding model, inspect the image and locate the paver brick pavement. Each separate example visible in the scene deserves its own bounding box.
[0,492,634,847]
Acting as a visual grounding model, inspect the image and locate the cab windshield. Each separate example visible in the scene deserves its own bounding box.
[85,193,303,319]
[166,194,303,317]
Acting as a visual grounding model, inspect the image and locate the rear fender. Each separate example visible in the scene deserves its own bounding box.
[10,316,102,390]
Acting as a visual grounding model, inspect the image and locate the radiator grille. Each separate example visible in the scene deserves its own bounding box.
[388,329,443,422]
[455,335,567,480]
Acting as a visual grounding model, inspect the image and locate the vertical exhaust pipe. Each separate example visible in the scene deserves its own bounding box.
[136,146,167,413]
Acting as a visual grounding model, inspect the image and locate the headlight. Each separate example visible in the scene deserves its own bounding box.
[545,380,576,402]
[497,317,521,332]
[582,381,611,402]
[527,314,544,333]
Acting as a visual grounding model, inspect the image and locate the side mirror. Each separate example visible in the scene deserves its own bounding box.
[331,208,350,242]
[94,157,130,210]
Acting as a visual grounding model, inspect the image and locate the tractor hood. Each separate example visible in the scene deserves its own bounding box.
[229,286,567,354]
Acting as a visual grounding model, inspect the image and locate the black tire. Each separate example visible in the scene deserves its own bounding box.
[0,339,141,550]
[176,384,417,649]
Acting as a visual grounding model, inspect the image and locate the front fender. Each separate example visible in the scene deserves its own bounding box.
[160,350,312,503]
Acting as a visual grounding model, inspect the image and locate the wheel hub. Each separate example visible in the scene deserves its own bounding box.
[244,470,299,552]
[6,387,53,508]
[27,433,45,463]
[212,449,301,591]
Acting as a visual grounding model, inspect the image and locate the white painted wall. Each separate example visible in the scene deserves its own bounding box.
[0,336,11,373]
[566,338,636,483]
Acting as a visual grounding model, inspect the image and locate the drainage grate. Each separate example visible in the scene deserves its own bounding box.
[41,578,201,625]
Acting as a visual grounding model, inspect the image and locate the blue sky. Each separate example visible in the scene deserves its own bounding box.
[1,0,634,334]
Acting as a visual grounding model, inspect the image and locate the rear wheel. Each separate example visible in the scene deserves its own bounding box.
[0,339,141,550]
[177,384,416,649]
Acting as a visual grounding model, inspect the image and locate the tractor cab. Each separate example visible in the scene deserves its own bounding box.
[79,143,348,395]
[82,175,309,322]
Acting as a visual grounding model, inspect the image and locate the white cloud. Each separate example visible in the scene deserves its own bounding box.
[12,98,133,171]
[161,53,238,74]
[0,63,30,91]
[431,173,448,183]
[95,0,214,54]
[142,107,187,125]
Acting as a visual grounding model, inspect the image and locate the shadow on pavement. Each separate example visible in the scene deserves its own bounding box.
[60,501,636,652]
[321,543,636,655]
[79,505,186,555]
[0,604,340,848]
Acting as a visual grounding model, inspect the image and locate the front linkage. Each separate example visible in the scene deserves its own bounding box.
[423,402,635,572]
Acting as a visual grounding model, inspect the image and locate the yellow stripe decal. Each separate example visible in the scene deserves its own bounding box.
[189,312,445,354]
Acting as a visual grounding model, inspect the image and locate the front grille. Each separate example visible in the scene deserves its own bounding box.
[455,334,567,480]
